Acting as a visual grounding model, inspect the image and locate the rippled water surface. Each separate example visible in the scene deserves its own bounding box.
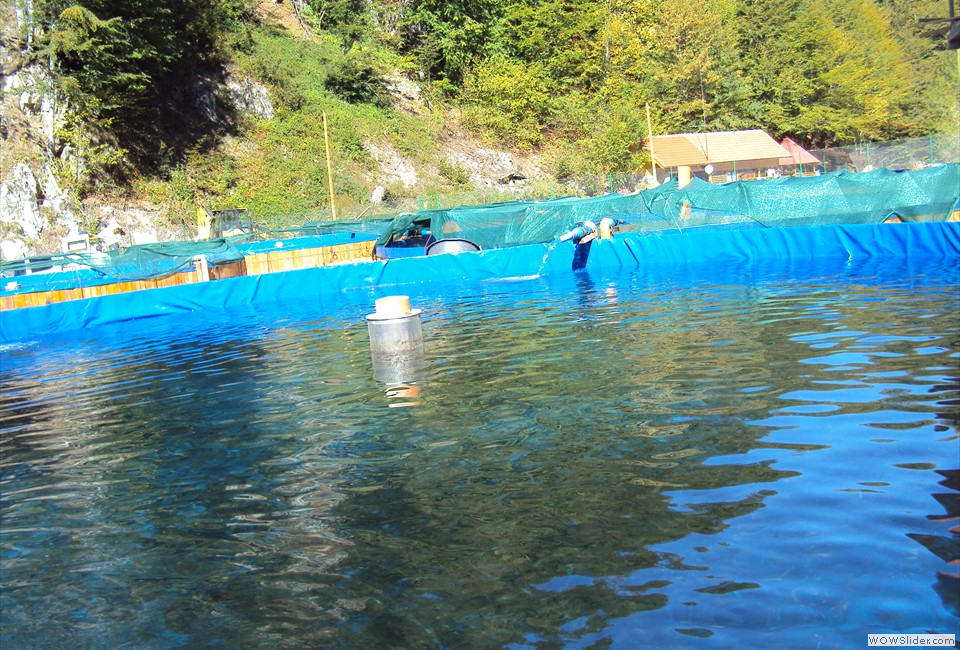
[2,257,958,649]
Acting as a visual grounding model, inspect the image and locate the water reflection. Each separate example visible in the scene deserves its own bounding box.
[1,258,957,648]
[372,348,426,409]
[2,325,363,647]
[909,468,959,618]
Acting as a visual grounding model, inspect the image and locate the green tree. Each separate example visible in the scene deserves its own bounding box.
[732,0,802,129]
[603,0,658,85]
[38,3,152,114]
[398,0,505,91]
[325,58,389,107]
[306,0,369,51]
[461,54,551,148]
[498,0,607,90]
[820,0,927,140]
[641,0,743,133]
[578,107,646,172]
[734,0,932,146]
[31,0,254,167]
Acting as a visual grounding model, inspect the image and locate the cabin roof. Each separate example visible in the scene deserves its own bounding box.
[644,129,790,168]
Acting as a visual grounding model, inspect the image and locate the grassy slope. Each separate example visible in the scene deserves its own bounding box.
[136,3,536,232]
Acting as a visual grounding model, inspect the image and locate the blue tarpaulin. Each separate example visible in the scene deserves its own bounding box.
[2,222,957,344]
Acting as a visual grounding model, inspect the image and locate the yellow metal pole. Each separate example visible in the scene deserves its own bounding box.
[323,111,337,220]
[196,199,212,240]
[646,103,657,179]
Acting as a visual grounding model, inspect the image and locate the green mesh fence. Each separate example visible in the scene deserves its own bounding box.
[0,239,243,281]
[809,134,960,173]
[374,192,652,250]
[375,163,959,248]
[3,163,956,285]
[644,164,959,228]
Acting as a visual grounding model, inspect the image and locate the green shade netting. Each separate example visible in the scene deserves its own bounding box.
[2,164,956,283]
[376,164,958,248]
[0,239,244,281]
[374,193,649,249]
[646,164,959,227]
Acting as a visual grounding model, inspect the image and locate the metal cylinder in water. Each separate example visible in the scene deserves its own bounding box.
[366,296,425,383]
[367,296,422,355]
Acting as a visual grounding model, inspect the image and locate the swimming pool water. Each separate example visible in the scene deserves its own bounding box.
[1,257,958,649]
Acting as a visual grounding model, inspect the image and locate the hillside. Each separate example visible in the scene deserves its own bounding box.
[1,0,550,258]
[1,0,957,259]
[241,0,550,194]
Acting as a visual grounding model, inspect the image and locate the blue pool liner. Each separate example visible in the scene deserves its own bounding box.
[232,231,378,255]
[2,222,957,344]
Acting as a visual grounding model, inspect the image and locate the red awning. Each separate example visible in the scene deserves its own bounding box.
[779,137,821,166]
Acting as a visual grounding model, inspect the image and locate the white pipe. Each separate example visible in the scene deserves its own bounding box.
[559,221,598,243]
[193,254,210,282]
